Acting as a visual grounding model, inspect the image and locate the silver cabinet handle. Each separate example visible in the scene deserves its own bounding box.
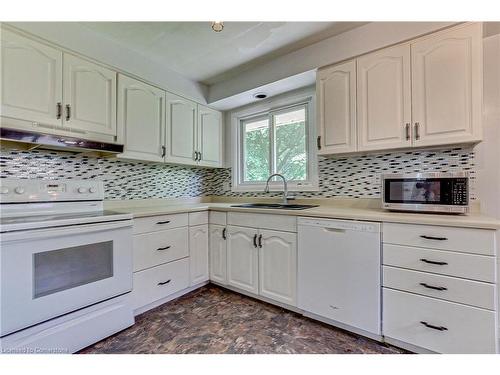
[198,151,202,161]
[193,151,198,161]
[56,102,62,119]
[414,122,420,140]
[405,123,410,141]
[65,104,71,121]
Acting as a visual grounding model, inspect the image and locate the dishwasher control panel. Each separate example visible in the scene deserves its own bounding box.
[297,217,380,233]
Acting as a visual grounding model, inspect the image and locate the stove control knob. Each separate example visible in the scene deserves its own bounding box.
[1,187,9,194]
[14,187,25,194]
[89,187,97,193]
[78,187,87,194]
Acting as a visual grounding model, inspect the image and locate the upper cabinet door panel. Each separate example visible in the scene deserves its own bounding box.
[165,93,197,164]
[63,54,117,136]
[1,30,62,127]
[411,23,482,146]
[357,44,412,151]
[198,105,223,167]
[118,75,165,162]
[316,60,357,154]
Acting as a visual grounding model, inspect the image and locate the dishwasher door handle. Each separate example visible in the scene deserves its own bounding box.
[323,227,346,233]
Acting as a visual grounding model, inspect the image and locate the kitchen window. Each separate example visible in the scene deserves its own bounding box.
[232,94,318,192]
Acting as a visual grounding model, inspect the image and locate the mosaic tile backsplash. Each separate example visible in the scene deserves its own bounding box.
[0,146,476,200]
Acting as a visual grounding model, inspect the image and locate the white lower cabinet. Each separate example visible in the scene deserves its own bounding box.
[209,224,227,284]
[131,258,189,310]
[227,225,259,294]
[382,222,498,353]
[259,230,297,306]
[383,288,497,354]
[189,224,209,286]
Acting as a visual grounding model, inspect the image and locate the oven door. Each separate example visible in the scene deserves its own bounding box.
[0,220,133,336]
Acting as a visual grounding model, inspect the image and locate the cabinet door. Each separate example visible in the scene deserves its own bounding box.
[209,224,227,284]
[197,105,223,167]
[357,44,412,151]
[1,30,62,127]
[259,230,297,306]
[189,224,209,286]
[63,54,117,136]
[411,23,482,147]
[165,92,197,165]
[117,75,165,162]
[226,225,259,294]
[316,60,357,154]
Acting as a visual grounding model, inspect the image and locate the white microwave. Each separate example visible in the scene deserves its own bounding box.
[381,172,469,214]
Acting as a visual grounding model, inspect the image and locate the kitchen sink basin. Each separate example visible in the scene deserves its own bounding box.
[231,203,319,210]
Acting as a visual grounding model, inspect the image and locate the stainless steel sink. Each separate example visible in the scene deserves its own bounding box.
[231,203,319,210]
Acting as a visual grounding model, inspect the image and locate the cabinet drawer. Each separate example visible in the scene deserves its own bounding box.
[209,211,227,225]
[383,266,496,310]
[133,227,189,271]
[131,258,189,310]
[133,213,188,234]
[383,244,496,283]
[227,212,296,232]
[189,211,208,226]
[383,223,495,255]
[383,288,497,353]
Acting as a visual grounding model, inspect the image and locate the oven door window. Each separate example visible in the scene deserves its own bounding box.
[33,241,114,298]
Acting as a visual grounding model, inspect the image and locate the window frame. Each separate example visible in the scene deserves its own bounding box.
[231,89,318,192]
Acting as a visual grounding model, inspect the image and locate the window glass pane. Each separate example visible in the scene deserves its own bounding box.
[243,117,270,182]
[274,107,307,181]
[33,241,113,298]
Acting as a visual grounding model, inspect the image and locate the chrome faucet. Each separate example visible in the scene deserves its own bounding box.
[264,173,294,205]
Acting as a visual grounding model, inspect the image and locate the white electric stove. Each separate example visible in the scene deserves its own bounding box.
[0,178,135,354]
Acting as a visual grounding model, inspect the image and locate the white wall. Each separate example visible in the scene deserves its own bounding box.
[4,22,208,103]
[476,33,500,219]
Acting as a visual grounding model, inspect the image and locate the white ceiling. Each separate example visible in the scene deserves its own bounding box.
[78,22,365,85]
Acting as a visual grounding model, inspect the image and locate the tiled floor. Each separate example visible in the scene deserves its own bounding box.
[80,285,407,354]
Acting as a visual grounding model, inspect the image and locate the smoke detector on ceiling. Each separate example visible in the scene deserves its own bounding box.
[253,92,267,99]
[211,22,224,32]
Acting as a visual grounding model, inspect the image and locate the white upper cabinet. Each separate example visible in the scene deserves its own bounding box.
[357,44,412,151]
[118,75,165,162]
[1,30,63,127]
[258,230,297,306]
[165,92,198,165]
[316,22,483,155]
[63,54,117,136]
[197,105,223,167]
[411,23,483,147]
[316,60,357,154]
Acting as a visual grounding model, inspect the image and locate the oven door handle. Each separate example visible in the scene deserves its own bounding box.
[0,220,133,242]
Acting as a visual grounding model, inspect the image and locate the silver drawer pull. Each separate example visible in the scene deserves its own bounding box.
[157,246,171,251]
[156,220,171,225]
[420,235,448,241]
[420,321,448,331]
[157,279,171,286]
[420,258,448,266]
[419,282,447,291]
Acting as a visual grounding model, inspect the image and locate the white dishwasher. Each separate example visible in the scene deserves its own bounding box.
[298,217,381,336]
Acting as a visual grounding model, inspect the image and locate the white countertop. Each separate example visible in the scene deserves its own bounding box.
[105,199,500,230]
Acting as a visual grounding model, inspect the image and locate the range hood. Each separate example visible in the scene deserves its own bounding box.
[0,128,124,153]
